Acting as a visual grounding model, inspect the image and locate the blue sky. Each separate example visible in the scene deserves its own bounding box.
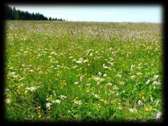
[9,5,162,23]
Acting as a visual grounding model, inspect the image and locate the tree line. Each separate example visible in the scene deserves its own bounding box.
[6,6,65,21]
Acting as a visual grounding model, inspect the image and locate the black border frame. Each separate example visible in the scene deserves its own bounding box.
[1,0,167,126]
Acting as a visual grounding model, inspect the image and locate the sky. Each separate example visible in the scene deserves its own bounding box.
[9,5,162,23]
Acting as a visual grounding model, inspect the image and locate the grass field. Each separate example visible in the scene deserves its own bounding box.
[5,21,162,121]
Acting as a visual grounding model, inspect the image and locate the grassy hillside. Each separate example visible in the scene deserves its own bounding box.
[5,21,162,121]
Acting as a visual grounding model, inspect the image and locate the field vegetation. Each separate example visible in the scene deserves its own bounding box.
[5,21,162,121]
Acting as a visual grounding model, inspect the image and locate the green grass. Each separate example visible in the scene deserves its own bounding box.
[5,20,162,121]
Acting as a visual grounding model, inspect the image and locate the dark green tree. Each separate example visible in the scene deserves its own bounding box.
[6,5,65,21]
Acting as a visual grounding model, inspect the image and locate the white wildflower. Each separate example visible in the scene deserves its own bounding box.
[146,79,151,85]
[116,92,119,96]
[9,71,19,78]
[23,50,28,54]
[100,99,107,104]
[29,69,34,72]
[56,65,61,68]
[46,102,52,110]
[83,59,89,63]
[106,82,112,86]
[5,88,10,92]
[69,56,73,59]
[72,59,76,62]
[97,72,102,76]
[92,76,100,81]
[153,75,159,80]
[89,53,93,56]
[156,112,162,119]
[48,55,52,59]
[86,83,91,86]
[50,51,57,55]
[97,81,100,85]
[52,99,61,104]
[113,85,119,90]
[131,75,136,79]
[121,90,126,94]
[26,86,39,92]
[59,95,67,100]
[109,47,113,51]
[76,60,82,64]
[118,106,122,110]
[86,89,90,93]
[129,108,137,113]
[72,65,78,69]
[103,73,107,77]
[116,73,122,78]
[136,72,142,76]
[119,81,125,85]
[74,81,79,85]
[130,65,135,71]
[95,51,99,54]
[103,64,108,69]
[9,71,16,76]
[73,99,82,105]
[76,58,83,64]
[6,98,11,104]
[137,100,143,106]
[93,94,100,99]
[153,81,160,85]
[80,75,84,81]
[92,76,105,82]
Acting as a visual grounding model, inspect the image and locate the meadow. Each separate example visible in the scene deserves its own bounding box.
[5,21,162,121]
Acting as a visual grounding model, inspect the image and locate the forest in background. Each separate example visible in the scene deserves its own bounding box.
[5,6,65,21]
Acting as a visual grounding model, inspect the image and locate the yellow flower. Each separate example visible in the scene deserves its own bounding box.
[60,80,67,88]
[144,107,149,112]
[144,106,152,112]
